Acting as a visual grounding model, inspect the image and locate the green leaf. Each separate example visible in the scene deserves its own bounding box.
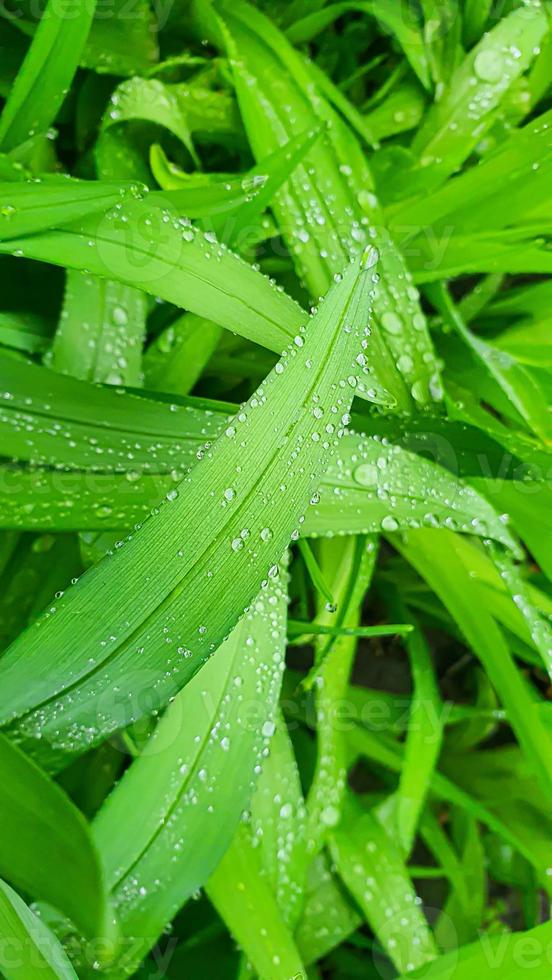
[306,434,520,551]
[387,594,443,857]
[0,247,377,763]
[0,191,306,354]
[430,281,551,443]
[347,725,552,889]
[92,571,287,972]
[286,2,431,91]
[0,731,111,941]
[407,231,552,282]
[395,529,552,800]
[400,919,552,979]
[295,853,361,964]
[305,536,378,851]
[47,271,147,386]
[329,795,438,972]
[462,0,492,48]
[445,380,551,475]
[389,109,552,233]
[208,0,442,411]
[82,0,158,77]
[411,1,548,188]
[0,0,97,152]
[471,477,552,582]
[484,541,552,683]
[0,178,146,241]
[103,77,200,166]
[0,351,223,473]
[206,824,305,980]
[248,712,307,928]
[0,878,78,980]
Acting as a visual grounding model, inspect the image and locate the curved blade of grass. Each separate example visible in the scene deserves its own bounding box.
[430,281,551,443]
[0,192,305,354]
[207,0,442,411]
[0,731,111,940]
[295,852,362,965]
[104,76,240,167]
[92,571,286,972]
[0,0,97,152]
[347,725,552,889]
[149,143,234,189]
[472,477,552,583]
[206,825,305,980]
[0,352,223,472]
[329,794,438,973]
[305,536,378,854]
[437,532,552,663]
[103,77,199,165]
[143,312,222,397]
[411,1,548,187]
[400,919,552,979]
[394,528,552,799]
[150,146,249,205]
[47,271,146,386]
[306,434,519,551]
[386,592,443,858]
[297,538,336,608]
[389,109,552,231]
[0,878,78,980]
[0,248,376,763]
[446,380,551,474]
[485,540,552,682]
[0,178,145,241]
[248,712,307,928]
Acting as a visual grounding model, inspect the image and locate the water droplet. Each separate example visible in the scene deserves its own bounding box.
[321,805,340,827]
[474,50,503,83]
[112,305,128,326]
[381,312,403,335]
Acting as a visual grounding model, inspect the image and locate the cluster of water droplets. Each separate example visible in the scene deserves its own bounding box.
[111,575,287,933]
[305,433,513,546]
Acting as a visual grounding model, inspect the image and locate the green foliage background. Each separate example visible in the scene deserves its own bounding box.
[0,0,550,977]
